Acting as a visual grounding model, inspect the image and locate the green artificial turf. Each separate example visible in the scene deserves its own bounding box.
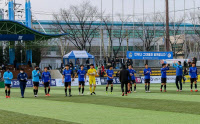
[0,83,200,124]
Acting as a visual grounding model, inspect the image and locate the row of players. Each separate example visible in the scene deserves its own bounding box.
[2,61,198,98]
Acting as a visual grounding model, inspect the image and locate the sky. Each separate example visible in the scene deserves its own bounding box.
[1,0,200,22]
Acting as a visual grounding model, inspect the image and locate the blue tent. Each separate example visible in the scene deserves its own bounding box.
[63,50,95,66]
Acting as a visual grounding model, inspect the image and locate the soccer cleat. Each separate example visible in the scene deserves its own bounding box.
[45,94,48,96]
[195,89,198,92]
[179,90,182,92]
[8,96,10,98]
[160,89,162,92]
[145,91,148,93]
[106,91,108,94]
[90,93,93,95]
[92,92,96,95]
[148,91,151,93]
[177,90,179,92]
[6,96,8,98]
[134,91,137,93]
[79,92,81,95]
[164,90,167,92]
[128,91,131,93]
[21,96,24,98]
[191,90,193,92]
[69,94,72,97]
[110,92,113,94]
[34,95,37,97]
[81,93,84,96]
[122,92,124,96]
[47,94,50,96]
[65,94,68,97]
[125,94,127,96]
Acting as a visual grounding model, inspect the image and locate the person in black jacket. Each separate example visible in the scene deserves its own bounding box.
[119,65,130,96]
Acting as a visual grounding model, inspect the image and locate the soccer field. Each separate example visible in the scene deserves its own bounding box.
[0,83,200,124]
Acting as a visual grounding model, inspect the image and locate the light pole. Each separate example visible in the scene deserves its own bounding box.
[165,0,170,51]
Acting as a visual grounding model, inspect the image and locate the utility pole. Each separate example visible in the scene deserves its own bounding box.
[165,0,170,51]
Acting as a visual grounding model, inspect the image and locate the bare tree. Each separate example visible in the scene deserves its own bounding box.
[103,15,132,58]
[52,1,100,53]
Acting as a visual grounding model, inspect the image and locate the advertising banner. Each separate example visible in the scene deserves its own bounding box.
[141,76,176,83]
[127,51,173,60]
[100,77,142,85]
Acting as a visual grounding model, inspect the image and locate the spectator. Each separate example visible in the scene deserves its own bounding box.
[111,58,115,68]
[98,67,105,77]
[14,59,17,70]
[86,59,90,69]
[101,64,105,72]
[76,59,80,66]
[2,63,6,71]
[116,57,120,69]
[95,64,98,70]
[192,57,197,65]
[28,59,32,67]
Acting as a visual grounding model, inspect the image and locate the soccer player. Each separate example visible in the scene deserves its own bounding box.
[42,67,51,96]
[3,68,13,98]
[17,68,28,98]
[119,65,130,96]
[32,66,41,97]
[189,62,198,92]
[144,64,152,92]
[87,64,97,95]
[62,64,74,97]
[131,65,137,93]
[160,63,169,92]
[173,61,183,92]
[106,65,114,94]
[73,65,86,95]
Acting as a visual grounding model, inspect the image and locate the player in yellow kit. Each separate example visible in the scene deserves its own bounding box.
[87,64,97,95]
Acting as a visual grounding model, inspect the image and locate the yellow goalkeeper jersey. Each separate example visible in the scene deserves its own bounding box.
[87,68,97,79]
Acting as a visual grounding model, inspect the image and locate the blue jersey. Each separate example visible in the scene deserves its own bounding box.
[173,63,183,76]
[42,71,51,83]
[128,69,136,80]
[106,69,114,81]
[3,71,13,84]
[32,70,41,82]
[17,73,28,82]
[189,67,197,78]
[77,70,86,81]
[161,67,169,78]
[144,68,152,79]
[62,69,73,82]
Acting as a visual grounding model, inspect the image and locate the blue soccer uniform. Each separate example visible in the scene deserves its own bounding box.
[160,66,169,92]
[62,69,73,96]
[189,66,198,91]
[106,69,114,93]
[77,69,87,95]
[144,67,152,92]
[42,71,51,95]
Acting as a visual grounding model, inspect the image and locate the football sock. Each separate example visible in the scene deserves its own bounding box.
[161,85,163,89]
[82,88,84,94]
[89,87,92,93]
[164,85,166,90]
[145,85,147,91]
[65,89,67,94]
[191,84,193,89]
[134,86,136,91]
[69,88,71,95]
[48,88,50,94]
[8,90,10,96]
[79,88,81,92]
[44,89,47,94]
[111,87,113,92]
[130,87,132,91]
[93,87,96,92]
[5,90,7,96]
[195,84,197,89]
[106,87,108,91]
[148,85,150,91]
